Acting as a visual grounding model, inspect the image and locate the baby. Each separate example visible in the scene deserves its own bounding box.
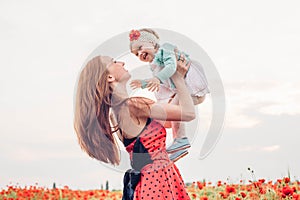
[129,28,210,162]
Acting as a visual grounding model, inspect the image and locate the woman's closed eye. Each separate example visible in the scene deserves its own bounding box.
[113,60,125,66]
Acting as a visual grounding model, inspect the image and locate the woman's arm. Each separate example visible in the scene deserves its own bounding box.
[130,54,195,122]
[150,57,195,121]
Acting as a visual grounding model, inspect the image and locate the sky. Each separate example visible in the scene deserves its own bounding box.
[0,0,300,190]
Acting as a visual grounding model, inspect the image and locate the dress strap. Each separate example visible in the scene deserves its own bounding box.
[123,136,137,147]
[123,118,152,147]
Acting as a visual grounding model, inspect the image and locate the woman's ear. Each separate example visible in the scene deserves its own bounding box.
[107,74,115,83]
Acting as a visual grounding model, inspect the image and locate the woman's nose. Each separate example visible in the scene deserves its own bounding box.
[116,61,125,66]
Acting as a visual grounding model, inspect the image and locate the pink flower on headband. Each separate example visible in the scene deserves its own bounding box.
[129,30,140,41]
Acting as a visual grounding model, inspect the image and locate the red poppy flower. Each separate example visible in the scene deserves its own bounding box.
[200,196,208,200]
[226,185,236,194]
[284,177,290,184]
[197,181,204,190]
[282,186,293,196]
[258,179,265,184]
[217,181,222,187]
[293,193,300,200]
[241,191,247,198]
[219,191,228,198]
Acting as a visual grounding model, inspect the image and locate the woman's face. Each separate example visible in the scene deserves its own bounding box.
[131,41,156,63]
[102,56,130,83]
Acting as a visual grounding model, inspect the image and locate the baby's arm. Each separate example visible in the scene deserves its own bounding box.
[130,78,160,92]
[155,55,177,83]
[130,79,148,89]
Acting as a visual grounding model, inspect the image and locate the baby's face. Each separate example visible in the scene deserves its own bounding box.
[131,41,156,63]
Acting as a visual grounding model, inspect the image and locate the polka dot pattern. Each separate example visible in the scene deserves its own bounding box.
[125,119,190,200]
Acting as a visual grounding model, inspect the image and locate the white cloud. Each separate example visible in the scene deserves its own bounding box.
[261,145,280,152]
[223,80,300,129]
[225,113,261,129]
[236,145,280,152]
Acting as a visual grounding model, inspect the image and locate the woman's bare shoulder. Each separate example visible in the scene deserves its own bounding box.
[126,97,155,117]
[127,96,155,105]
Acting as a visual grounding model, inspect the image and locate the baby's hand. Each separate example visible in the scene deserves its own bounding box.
[146,77,160,92]
[130,79,142,89]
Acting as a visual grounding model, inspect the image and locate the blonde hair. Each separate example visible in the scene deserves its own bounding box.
[74,56,120,165]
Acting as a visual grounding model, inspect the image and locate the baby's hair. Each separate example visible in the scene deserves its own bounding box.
[139,28,160,49]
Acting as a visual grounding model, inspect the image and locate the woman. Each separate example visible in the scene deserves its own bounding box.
[74,54,194,200]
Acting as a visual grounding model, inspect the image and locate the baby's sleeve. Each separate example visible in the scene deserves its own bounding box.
[155,46,177,82]
[140,79,148,89]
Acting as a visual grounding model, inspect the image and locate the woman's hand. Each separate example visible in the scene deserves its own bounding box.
[173,50,191,79]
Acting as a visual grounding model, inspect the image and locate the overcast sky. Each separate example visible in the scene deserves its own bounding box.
[0,0,300,190]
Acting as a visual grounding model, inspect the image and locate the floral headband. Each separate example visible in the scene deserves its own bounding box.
[129,29,159,45]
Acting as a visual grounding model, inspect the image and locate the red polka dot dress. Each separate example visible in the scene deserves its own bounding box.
[124,118,191,200]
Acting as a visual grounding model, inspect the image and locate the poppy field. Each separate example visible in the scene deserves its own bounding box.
[1,177,299,200]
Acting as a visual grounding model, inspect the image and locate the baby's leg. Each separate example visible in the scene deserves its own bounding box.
[166,95,191,156]
[171,95,206,138]
[170,94,205,138]
[171,121,186,139]
[168,94,187,139]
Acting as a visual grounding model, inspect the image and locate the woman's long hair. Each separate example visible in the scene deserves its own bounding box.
[74,56,120,165]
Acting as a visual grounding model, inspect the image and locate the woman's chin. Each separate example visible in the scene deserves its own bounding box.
[119,73,131,84]
[125,74,131,82]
